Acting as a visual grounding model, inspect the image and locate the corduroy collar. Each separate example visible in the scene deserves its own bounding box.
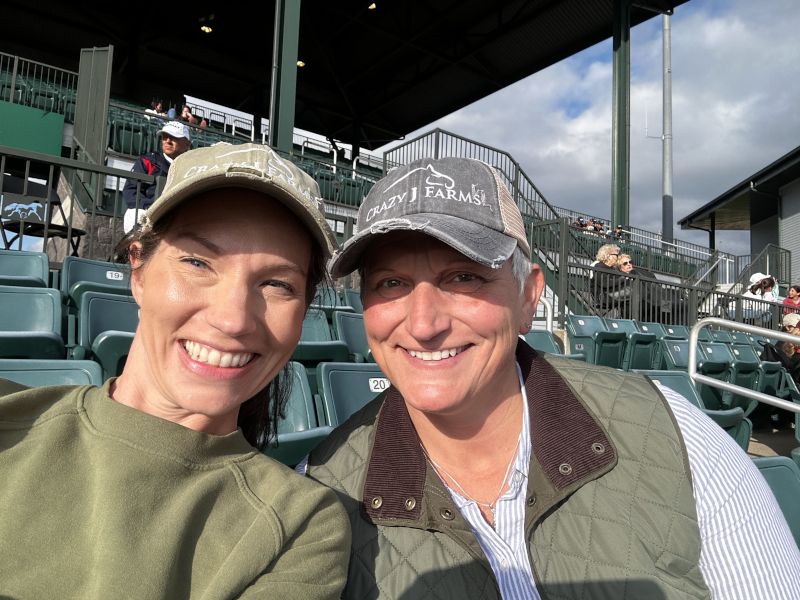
[361,340,617,523]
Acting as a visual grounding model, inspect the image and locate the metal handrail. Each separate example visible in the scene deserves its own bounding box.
[536,297,554,332]
[688,317,800,414]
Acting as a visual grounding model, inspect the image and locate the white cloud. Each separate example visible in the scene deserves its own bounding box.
[381,0,800,256]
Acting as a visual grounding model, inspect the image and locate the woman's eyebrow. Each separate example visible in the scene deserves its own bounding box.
[174,232,223,255]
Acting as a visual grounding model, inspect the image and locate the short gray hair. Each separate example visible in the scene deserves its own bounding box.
[596,244,620,263]
[510,246,533,296]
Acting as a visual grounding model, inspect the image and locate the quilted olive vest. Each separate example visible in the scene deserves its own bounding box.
[308,342,711,600]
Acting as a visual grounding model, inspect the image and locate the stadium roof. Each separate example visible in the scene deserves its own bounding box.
[4,0,686,149]
[678,144,800,232]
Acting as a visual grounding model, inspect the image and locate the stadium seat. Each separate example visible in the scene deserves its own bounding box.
[699,342,759,414]
[334,311,371,362]
[0,358,103,386]
[565,314,626,368]
[292,309,350,392]
[317,362,388,426]
[343,288,363,313]
[0,285,65,359]
[311,285,352,319]
[522,331,584,360]
[262,362,333,466]
[73,292,139,378]
[637,369,752,452]
[0,249,49,287]
[604,318,659,370]
[636,321,668,339]
[60,256,131,309]
[753,456,800,548]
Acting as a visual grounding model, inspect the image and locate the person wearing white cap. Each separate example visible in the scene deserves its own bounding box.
[121,121,192,233]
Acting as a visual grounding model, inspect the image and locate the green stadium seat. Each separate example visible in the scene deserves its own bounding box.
[730,331,752,346]
[334,311,371,362]
[636,369,752,452]
[710,329,734,344]
[317,362,388,426]
[636,321,668,339]
[522,331,584,361]
[662,324,689,340]
[292,309,350,393]
[699,342,759,414]
[261,362,333,466]
[0,358,103,386]
[0,249,49,287]
[344,288,363,313]
[311,285,352,319]
[604,318,658,370]
[753,456,800,549]
[565,314,626,368]
[60,256,131,309]
[73,292,139,379]
[0,285,64,359]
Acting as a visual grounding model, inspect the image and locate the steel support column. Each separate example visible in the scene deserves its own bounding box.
[611,0,631,229]
[268,0,301,153]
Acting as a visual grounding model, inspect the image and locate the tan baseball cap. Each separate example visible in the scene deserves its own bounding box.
[141,143,337,258]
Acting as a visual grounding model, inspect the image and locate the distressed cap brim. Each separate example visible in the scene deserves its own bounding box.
[329,212,518,278]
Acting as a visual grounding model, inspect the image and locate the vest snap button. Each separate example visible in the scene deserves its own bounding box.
[404,497,416,511]
[440,508,454,520]
[558,463,573,475]
[526,495,536,506]
[371,496,383,509]
[591,442,606,454]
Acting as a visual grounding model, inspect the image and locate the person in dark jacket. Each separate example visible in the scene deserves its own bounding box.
[121,121,191,232]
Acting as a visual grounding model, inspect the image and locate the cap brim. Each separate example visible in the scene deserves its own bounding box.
[146,175,336,258]
[329,213,518,278]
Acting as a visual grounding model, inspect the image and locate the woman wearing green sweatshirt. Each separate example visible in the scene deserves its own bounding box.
[0,143,351,599]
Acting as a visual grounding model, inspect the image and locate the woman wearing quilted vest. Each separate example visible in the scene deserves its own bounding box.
[308,156,800,599]
[0,144,350,599]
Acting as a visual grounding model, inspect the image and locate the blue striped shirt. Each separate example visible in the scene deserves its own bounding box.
[443,366,800,599]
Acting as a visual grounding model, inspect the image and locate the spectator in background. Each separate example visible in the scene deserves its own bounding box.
[144,99,167,118]
[121,121,191,233]
[784,285,800,315]
[741,272,778,325]
[180,104,198,126]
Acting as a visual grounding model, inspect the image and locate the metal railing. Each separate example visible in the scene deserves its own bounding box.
[0,51,79,120]
[689,318,800,414]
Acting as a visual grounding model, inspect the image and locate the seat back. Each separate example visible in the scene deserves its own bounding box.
[0,358,103,386]
[317,362,388,426]
[277,362,319,433]
[334,311,371,362]
[0,285,64,359]
[710,329,734,344]
[300,309,334,342]
[0,249,49,287]
[662,324,689,340]
[523,330,562,354]
[753,456,800,549]
[565,314,626,367]
[637,321,668,338]
[605,317,658,370]
[79,292,139,348]
[344,288,363,313]
[60,256,131,307]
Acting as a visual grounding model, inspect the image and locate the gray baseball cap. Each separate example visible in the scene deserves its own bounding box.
[329,157,531,277]
[141,143,337,258]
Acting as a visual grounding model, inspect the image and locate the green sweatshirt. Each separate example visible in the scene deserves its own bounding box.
[0,379,350,599]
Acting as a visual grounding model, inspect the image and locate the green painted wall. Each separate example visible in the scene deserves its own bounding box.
[0,101,64,156]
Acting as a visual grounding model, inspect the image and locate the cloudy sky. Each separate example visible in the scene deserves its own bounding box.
[381,0,800,256]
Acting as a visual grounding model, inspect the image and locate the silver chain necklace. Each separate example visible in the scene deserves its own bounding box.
[420,439,520,520]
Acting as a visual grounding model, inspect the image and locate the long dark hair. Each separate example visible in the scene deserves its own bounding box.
[114,209,328,450]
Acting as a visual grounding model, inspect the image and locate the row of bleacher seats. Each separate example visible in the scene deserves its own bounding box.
[0,73,76,120]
